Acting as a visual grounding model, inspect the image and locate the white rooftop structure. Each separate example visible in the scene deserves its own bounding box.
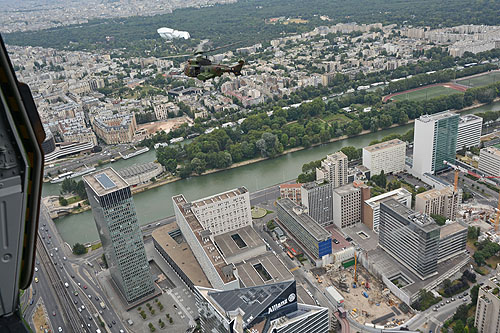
[157,27,190,40]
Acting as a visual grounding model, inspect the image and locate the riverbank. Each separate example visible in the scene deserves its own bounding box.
[171,97,500,179]
[52,98,500,219]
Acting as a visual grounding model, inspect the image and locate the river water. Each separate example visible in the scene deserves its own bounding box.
[46,102,500,245]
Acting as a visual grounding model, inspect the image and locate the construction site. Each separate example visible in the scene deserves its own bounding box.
[315,256,413,329]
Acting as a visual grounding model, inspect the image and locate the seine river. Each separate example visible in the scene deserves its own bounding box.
[44,102,500,245]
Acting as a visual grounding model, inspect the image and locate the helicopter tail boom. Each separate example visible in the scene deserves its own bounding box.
[231,60,245,76]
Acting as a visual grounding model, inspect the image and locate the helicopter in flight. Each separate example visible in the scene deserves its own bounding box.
[163,43,245,81]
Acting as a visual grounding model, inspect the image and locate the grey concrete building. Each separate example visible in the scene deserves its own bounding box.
[379,199,440,280]
[301,181,334,226]
[438,222,467,263]
[83,168,155,303]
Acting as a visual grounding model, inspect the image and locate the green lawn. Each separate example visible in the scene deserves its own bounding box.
[323,113,351,124]
[391,85,460,101]
[457,71,500,88]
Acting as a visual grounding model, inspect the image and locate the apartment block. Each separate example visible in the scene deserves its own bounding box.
[457,114,483,152]
[363,188,412,232]
[279,183,303,204]
[83,168,155,303]
[415,186,461,221]
[479,147,500,177]
[92,113,137,144]
[379,199,440,280]
[316,151,348,188]
[362,139,406,176]
[332,184,361,229]
[475,272,500,333]
[413,111,459,175]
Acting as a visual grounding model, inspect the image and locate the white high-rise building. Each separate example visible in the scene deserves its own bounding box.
[190,187,252,236]
[316,151,348,188]
[362,139,406,176]
[456,114,483,152]
[479,147,500,177]
[412,111,459,175]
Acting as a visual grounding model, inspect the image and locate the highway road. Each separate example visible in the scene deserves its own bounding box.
[32,206,127,333]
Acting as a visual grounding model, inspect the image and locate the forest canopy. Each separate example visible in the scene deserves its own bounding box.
[5,0,500,54]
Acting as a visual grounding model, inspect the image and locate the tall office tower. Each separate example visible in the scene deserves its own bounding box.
[415,186,461,221]
[379,199,440,280]
[301,181,334,226]
[412,111,459,175]
[316,151,348,188]
[479,147,500,177]
[456,114,483,152]
[362,139,406,176]
[83,168,155,303]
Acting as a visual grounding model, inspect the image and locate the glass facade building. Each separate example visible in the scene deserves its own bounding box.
[432,113,459,173]
[276,198,332,265]
[83,168,155,303]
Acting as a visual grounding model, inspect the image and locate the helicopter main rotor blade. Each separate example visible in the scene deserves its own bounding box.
[195,42,241,55]
[158,54,192,59]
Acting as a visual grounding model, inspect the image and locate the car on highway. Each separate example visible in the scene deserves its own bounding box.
[52,311,56,316]
[63,256,67,261]
[35,267,38,272]
[440,302,445,306]
[112,320,116,325]
[74,300,78,304]
[108,323,112,328]
[83,285,87,289]
[58,327,62,332]
[30,299,34,305]
[446,300,450,304]
[34,277,38,283]
[73,291,78,296]
[50,253,53,257]
[451,298,455,301]
[88,294,92,299]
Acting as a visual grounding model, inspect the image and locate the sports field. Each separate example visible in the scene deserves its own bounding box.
[390,85,461,101]
[457,71,500,88]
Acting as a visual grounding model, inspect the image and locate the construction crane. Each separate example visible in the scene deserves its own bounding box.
[353,252,358,285]
[444,160,500,232]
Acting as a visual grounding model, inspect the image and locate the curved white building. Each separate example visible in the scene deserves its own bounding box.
[157,27,190,40]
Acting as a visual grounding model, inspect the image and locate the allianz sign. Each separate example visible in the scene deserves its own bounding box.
[267,293,296,314]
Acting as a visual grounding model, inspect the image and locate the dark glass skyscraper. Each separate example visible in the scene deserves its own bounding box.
[83,168,155,303]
